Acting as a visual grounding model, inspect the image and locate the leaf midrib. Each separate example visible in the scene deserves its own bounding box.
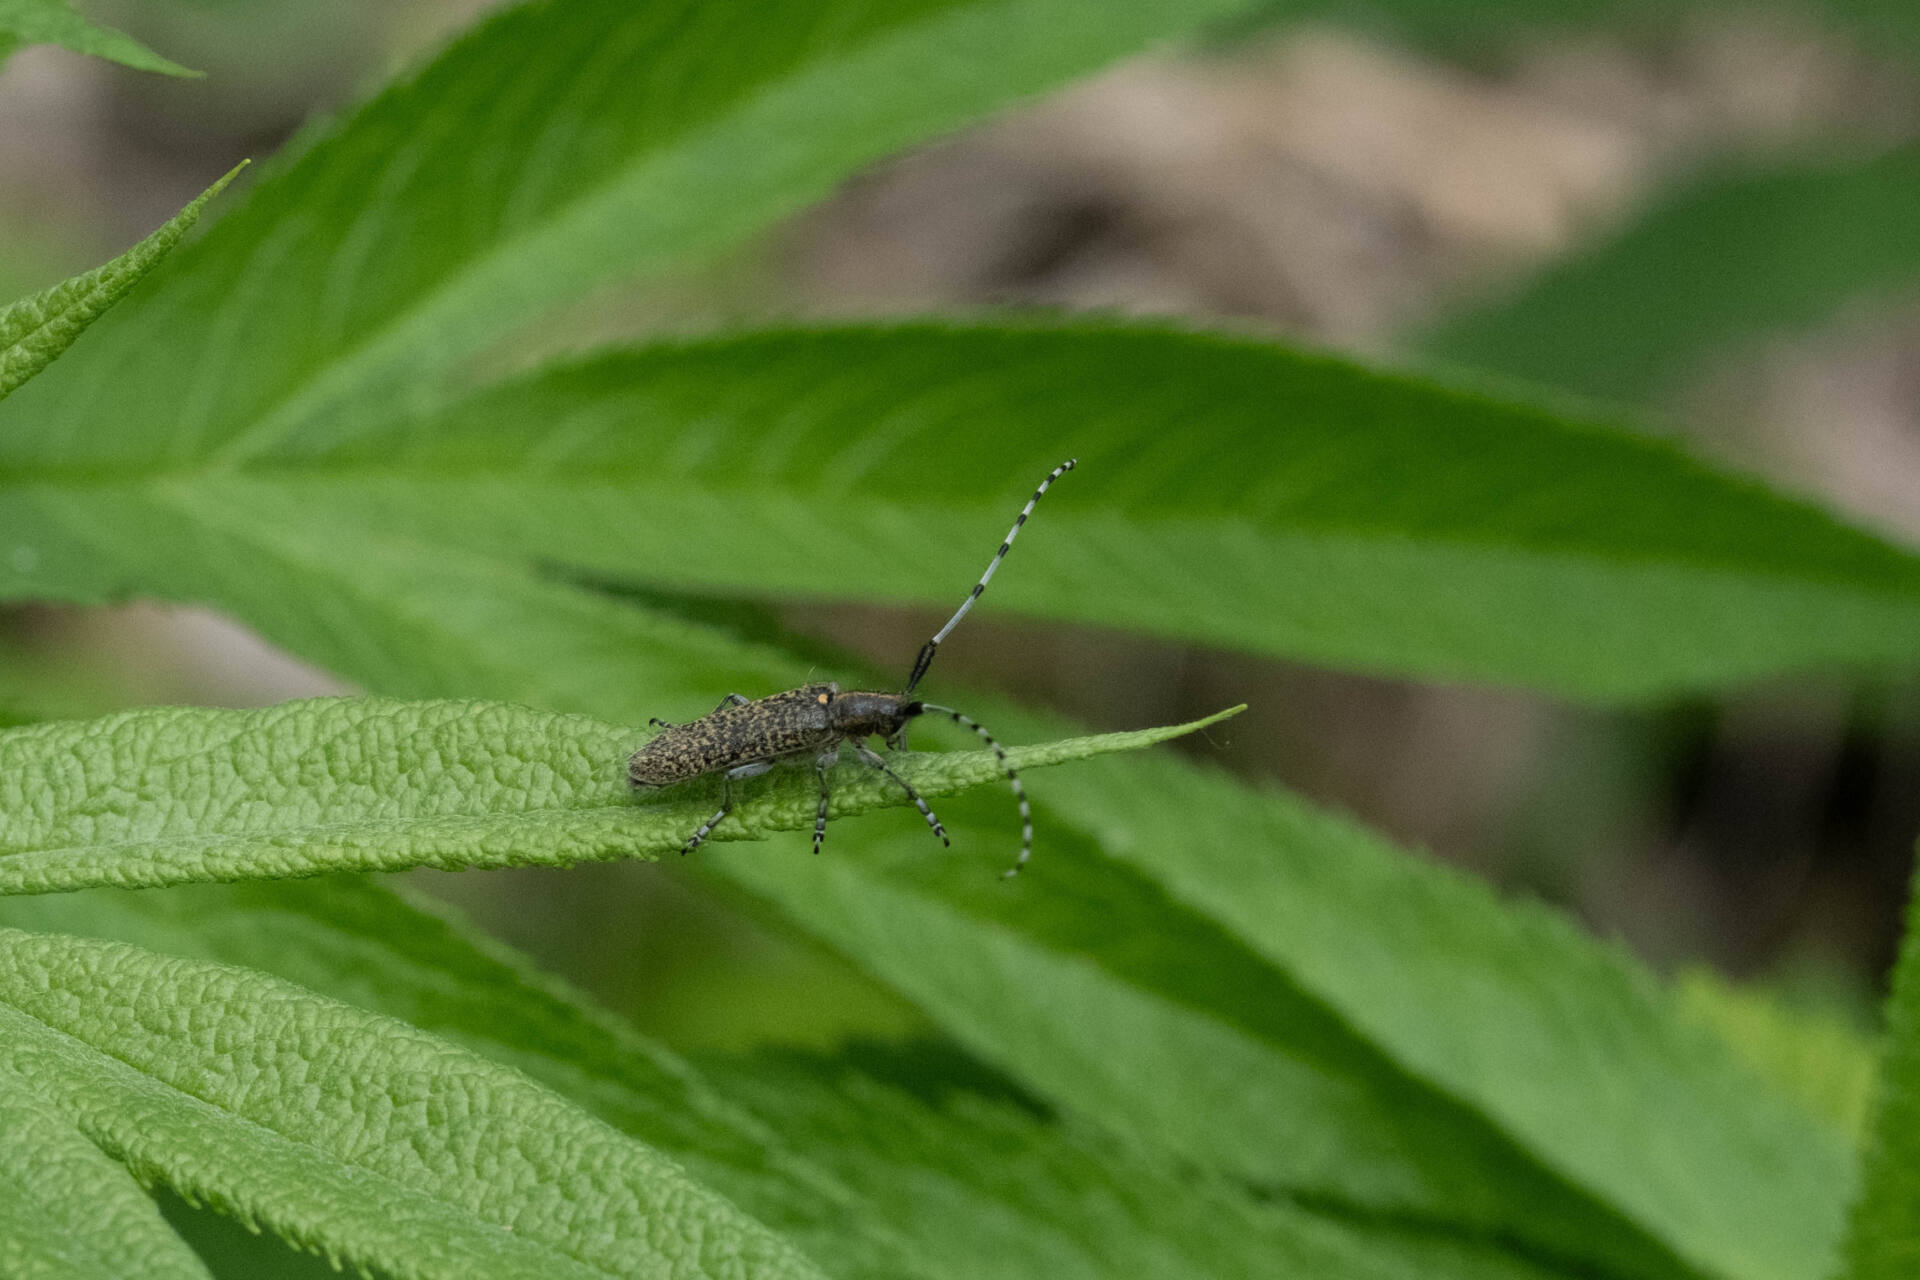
[6,464,1917,596]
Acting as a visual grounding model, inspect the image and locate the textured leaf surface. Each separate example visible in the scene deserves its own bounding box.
[0,164,240,401]
[0,877,1583,1280]
[1424,145,1920,404]
[1841,871,1920,1280]
[91,526,1854,1280]
[9,325,1917,702]
[0,457,1852,1277]
[0,878,918,1280]
[0,926,824,1280]
[0,0,196,74]
[437,581,1859,1279]
[0,1061,213,1280]
[0,694,1234,896]
[0,0,1262,469]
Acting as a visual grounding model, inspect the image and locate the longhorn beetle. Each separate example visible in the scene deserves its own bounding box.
[628,459,1076,878]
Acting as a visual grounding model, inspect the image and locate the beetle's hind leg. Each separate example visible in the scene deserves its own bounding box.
[653,693,751,731]
[812,746,842,856]
[680,760,773,856]
[852,743,949,848]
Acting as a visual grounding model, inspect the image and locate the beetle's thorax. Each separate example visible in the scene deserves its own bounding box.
[827,689,920,740]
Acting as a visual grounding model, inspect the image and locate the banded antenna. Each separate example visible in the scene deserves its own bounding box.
[904,458,1076,696]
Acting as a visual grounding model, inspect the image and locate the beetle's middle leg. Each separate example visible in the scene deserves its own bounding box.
[851,742,949,847]
[680,760,773,856]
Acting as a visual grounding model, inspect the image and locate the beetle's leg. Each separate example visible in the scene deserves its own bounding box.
[884,724,910,753]
[680,761,773,856]
[812,747,841,856]
[649,718,673,729]
[712,693,751,714]
[851,742,948,848]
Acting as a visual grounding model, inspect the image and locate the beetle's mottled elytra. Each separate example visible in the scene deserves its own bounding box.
[629,459,1076,877]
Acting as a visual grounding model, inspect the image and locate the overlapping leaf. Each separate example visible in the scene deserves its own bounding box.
[0,876,1585,1280]
[1016,718,1854,1280]
[0,1061,212,1280]
[0,0,1894,1277]
[52,512,1847,1280]
[0,926,823,1279]
[697,1040,1578,1280]
[0,0,1264,472]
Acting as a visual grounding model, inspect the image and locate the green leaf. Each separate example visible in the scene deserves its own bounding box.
[17,322,1914,700]
[0,434,1856,1276]
[0,163,242,403]
[703,805,1697,1278]
[0,925,825,1280]
[1016,729,1855,1280]
[0,0,197,75]
[1674,968,1879,1145]
[11,456,1856,1276]
[55,527,1771,1277]
[1423,144,1920,404]
[0,877,923,1280]
[0,0,1265,470]
[0,1061,213,1280]
[1841,869,1920,1279]
[0,877,1580,1280]
[0,694,1237,896]
[268,550,1867,1277]
[698,1040,1580,1280]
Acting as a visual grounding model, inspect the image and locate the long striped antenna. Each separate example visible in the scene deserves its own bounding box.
[904,458,1076,696]
[917,703,1032,877]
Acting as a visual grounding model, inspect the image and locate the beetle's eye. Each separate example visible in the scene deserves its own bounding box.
[817,693,829,705]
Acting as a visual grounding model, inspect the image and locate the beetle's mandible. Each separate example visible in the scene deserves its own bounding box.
[628,459,1075,877]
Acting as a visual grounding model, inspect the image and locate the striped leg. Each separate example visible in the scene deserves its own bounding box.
[852,743,949,848]
[680,761,771,856]
[916,705,1031,878]
[679,800,729,857]
[813,751,836,855]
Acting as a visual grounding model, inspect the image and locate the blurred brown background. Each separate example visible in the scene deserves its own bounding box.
[3,0,1916,1046]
